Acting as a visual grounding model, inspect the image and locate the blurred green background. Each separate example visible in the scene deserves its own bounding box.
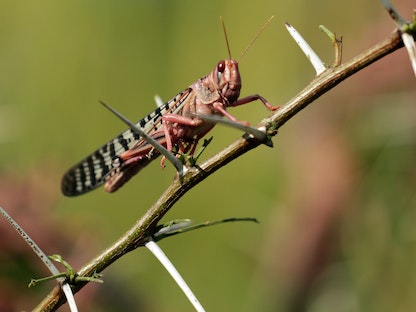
[0,0,415,311]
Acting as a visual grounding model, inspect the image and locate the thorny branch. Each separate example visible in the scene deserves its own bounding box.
[35,27,411,311]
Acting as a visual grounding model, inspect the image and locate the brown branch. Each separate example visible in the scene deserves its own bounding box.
[33,29,405,312]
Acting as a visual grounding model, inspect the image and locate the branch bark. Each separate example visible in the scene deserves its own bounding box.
[34,29,406,312]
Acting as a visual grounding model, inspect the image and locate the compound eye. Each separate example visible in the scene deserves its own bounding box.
[217,60,226,73]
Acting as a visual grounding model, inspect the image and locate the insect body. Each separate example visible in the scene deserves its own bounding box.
[61,19,278,196]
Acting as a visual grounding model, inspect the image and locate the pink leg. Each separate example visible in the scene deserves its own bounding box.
[213,102,249,126]
[120,132,166,163]
[162,114,204,126]
[211,100,274,145]
[230,94,279,111]
[160,114,204,168]
[160,119,172,168]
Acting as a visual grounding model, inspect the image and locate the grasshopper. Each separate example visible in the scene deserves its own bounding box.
[61,17,278,196]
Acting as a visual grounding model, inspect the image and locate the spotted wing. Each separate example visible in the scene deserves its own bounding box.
[61,89,192,196]
[61,128,143,196]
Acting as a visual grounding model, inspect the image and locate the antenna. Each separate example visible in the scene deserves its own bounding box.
[220,16,233,60]
[238,16,274,63]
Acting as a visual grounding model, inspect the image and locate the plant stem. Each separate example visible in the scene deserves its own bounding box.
[34,29,405,312]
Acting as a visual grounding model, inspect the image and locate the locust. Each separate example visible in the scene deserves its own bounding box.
[61,17,278,197]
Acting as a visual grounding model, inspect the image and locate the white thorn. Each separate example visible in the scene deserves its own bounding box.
[62,283,79,312]
[402,32,416,78]
[0,206,78,312]
[285,23,326,75]
[145,240,206,312]
[154,94,164,107]
[381,0,416,78]
[100,101,184,173]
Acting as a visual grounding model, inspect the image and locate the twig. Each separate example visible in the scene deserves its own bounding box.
[34,27,407,311]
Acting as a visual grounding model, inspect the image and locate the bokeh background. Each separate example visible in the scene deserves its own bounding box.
[0,0,415,311]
